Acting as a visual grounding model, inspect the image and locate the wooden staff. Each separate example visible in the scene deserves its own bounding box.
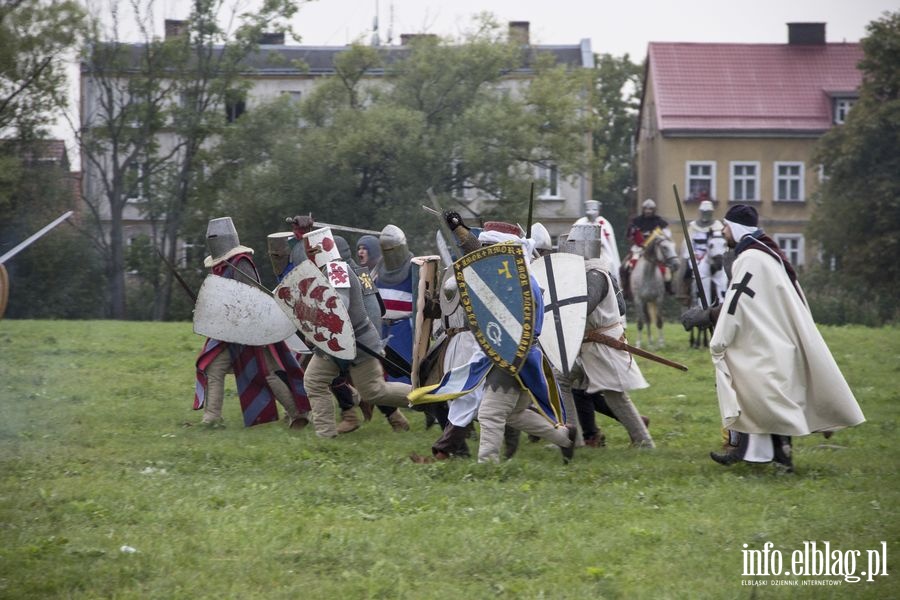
[584,330,688,371]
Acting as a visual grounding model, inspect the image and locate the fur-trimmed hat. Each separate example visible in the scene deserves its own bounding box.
[724,204,758,227]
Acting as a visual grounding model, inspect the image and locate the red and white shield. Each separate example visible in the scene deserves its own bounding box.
[274,261,356,360]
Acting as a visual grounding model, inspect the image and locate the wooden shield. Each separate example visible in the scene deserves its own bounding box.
[454,243,534,376]
[273,261,356,360]
[410,255,441,387]
[193,275,296,345]
[531,253,588,376]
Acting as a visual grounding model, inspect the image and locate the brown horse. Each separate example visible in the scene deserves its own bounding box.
[631,230,680,348]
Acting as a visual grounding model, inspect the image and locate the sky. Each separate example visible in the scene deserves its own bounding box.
[59,0,896,165]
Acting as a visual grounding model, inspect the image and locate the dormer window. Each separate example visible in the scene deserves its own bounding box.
[833,97,856,125]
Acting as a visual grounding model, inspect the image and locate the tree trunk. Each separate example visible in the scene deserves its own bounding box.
[108,200,127,319]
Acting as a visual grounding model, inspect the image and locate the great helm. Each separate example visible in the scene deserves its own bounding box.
[303,227,341,269]
[379,224,411,272]
[641,198,656,210]
[584,200,601,219]
[204,217,253,268]
[561,223,603,259]
[266,231,294,277]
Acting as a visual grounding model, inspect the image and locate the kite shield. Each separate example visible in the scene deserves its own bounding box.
[193,275,296,345]
[454,243,535,376]
[273,261,356,360]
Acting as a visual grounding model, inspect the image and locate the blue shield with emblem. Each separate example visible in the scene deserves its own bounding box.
[454,243,534,376]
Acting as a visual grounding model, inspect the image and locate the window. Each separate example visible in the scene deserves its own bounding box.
[774,234,804,266]
[774,162,805,202]
[686,161,716,201]
[537,163,560,199]
[730,162,759,202]
[281,90,302,103]
[450,160,470,201]
[126,160,147,202]
[833,98,855,124]
[225,93,246,123]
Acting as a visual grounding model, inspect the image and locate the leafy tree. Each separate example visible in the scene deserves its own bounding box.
[590,53,643,251]
[0,0,84,139]
[810,11,900,323]
[209,17,593,254]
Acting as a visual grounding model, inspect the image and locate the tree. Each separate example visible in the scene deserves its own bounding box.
[590,53,643,251]
[0,0,84,139]
[809,11,900,322]
[209,17,593,255]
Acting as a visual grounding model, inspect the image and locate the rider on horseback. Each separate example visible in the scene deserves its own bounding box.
[621,199,674,298]
[679,199,724,298]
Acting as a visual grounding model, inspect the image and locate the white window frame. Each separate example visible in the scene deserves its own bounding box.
[729,161,760,202]
[774,161,805,202]
[685,161,716,202]
[774,233,805,267]
[126,160,146,203]
[537,163,562,200]
[833,98,855,124]
[281,90,302,103]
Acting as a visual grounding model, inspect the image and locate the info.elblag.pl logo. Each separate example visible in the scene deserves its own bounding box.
[741,541,889,586]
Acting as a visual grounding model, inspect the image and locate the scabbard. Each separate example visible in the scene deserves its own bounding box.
[584,330,688,372]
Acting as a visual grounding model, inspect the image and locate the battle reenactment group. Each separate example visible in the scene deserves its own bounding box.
[192,198,864,471]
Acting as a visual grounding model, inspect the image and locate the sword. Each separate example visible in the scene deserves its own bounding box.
[226,259,411,377]
[0,211,73,264]
[672,184,708,310]
[425,188,461,256]
[284,217,381,237]
[584,330,688,371]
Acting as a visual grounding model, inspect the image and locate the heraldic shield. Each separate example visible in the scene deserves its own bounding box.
[273,261,356,360]
[193,274,296,345]
[530,253,588,377]
[454,243,534,376]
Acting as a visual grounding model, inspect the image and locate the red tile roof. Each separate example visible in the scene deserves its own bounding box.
[648,42,863,134]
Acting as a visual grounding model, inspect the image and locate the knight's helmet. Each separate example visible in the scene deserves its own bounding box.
[641,198,657,213]
[561,223,604,259]
[302,227,341,269]
[698,199,714,225]
[267,231,294,277]
[584,199,601,220]
[530,222,552,254]
[333,235,352,262]
[379,224,410,272]
[204,217,253,268]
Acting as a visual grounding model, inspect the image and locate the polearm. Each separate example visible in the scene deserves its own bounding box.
[584,330,688,372]
[0,211,73,264]
[224,258,411,377]
[525,182,535,238]
[156,248,197,303]
[672,184,708,310]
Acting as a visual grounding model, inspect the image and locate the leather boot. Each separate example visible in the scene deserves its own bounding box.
[388,409,410,432]
[336,408,361,434]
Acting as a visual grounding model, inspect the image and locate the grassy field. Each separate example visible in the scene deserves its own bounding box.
[0,320,897,599]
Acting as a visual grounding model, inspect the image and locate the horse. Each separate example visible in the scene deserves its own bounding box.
[682,232,729,348]
[630,229,680,349]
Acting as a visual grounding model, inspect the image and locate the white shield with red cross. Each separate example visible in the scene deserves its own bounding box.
[274,260,356,360]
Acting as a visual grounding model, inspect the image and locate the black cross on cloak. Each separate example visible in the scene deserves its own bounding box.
[542,257,589,375]
[727,272,756,315]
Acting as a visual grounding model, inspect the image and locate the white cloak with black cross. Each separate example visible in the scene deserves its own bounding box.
[709,247,865,436]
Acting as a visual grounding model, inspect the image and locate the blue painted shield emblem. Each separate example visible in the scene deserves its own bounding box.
[454,243,534,375]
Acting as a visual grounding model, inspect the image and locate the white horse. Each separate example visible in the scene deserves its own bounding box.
[631,229,680,349]
[684,232,728,348]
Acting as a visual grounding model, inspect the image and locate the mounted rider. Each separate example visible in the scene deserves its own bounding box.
[621,198,674,297]
[679,199,725,301]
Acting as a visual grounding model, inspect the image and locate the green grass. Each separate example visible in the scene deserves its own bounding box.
[0,320,898,599]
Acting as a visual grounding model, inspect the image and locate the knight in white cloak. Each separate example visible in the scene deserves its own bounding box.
[680,205,865,471]
[562,223,654,448]
[574,200,621,283]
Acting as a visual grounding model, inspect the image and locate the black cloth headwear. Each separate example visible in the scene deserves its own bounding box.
[724,205,758,227]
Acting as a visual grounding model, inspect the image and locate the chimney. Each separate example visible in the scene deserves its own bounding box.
[788,23,826,45]
[258,32,285,45]
[164,19,187,39]
[509,21,530,46]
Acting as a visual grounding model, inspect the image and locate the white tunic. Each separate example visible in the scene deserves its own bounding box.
[579,259,648,394]
[710,243,865,436]
[574,216,621,282]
